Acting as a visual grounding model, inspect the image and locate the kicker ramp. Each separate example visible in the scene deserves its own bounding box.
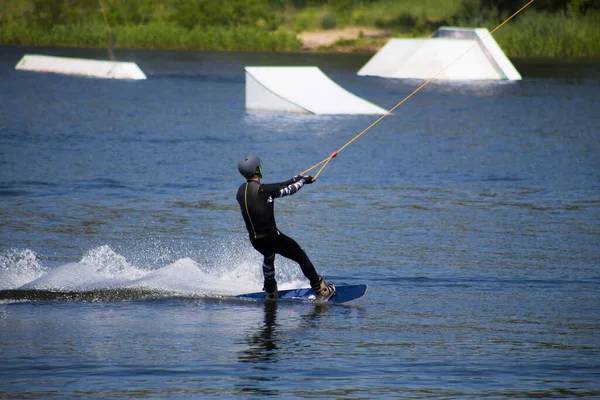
[245,66,386,115]
[358,27,521,81]
[15,55,147,80]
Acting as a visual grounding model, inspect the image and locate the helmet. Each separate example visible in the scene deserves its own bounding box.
[238,155,262,178]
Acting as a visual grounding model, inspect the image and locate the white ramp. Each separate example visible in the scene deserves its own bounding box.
[15,55,147,80]
[245,66,386,115]
[358,27,521,81]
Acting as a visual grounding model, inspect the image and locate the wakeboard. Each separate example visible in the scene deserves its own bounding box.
[236,284,367,304]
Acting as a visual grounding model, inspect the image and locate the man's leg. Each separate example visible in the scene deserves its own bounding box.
[262,253,277,296]
[275,231,335,301]
[250,236,278,298]
[273,231,320,286]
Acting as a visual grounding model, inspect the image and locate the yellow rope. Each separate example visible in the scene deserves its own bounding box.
[302,0,535,180]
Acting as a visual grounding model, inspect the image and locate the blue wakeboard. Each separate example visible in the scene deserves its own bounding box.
[236,284,367,304]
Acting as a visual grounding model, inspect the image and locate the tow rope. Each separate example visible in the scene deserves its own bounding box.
[301,0,535,180]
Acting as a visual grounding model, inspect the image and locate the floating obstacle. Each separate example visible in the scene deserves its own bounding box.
[358,27,521,81]
[245,66,386,115]
[15,55,147,80]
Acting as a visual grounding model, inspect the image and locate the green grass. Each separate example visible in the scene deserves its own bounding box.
[350,0,462,28]
[115,23,301,51]
[279,1,600,56]
[281,0,462,33]
[492,11,600,56]
[1,1,599,56]
[0,21,301,52]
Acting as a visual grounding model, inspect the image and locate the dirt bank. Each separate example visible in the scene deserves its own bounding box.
[297,27,392,52]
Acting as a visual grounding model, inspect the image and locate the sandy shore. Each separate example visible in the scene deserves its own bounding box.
[297,27,391,52]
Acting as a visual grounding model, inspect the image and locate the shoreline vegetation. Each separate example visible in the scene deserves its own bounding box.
[1,0,599,56]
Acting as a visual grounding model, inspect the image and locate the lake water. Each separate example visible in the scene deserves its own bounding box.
[1,46,599,398]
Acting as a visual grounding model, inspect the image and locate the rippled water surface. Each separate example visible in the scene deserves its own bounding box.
[1,46,599,398]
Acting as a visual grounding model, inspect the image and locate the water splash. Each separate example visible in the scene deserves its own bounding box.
[0,249,46,289]
[81,245,137,277]
[0,239,311,301]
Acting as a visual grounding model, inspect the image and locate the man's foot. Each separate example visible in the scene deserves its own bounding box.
[312,276,336,303]
[264,282,278,299]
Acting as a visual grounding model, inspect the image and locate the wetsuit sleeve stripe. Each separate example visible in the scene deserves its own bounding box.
[273,180,304,199]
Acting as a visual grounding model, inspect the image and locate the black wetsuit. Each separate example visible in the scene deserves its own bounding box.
[236,177,320,290]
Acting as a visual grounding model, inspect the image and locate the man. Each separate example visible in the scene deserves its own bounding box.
[236,155,335,302]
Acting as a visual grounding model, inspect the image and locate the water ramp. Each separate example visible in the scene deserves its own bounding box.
[245,66,386,115]
[15,55,147,80]
[358,27,521,81]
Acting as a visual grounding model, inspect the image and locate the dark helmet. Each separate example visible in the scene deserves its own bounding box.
[238,155,262,178]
